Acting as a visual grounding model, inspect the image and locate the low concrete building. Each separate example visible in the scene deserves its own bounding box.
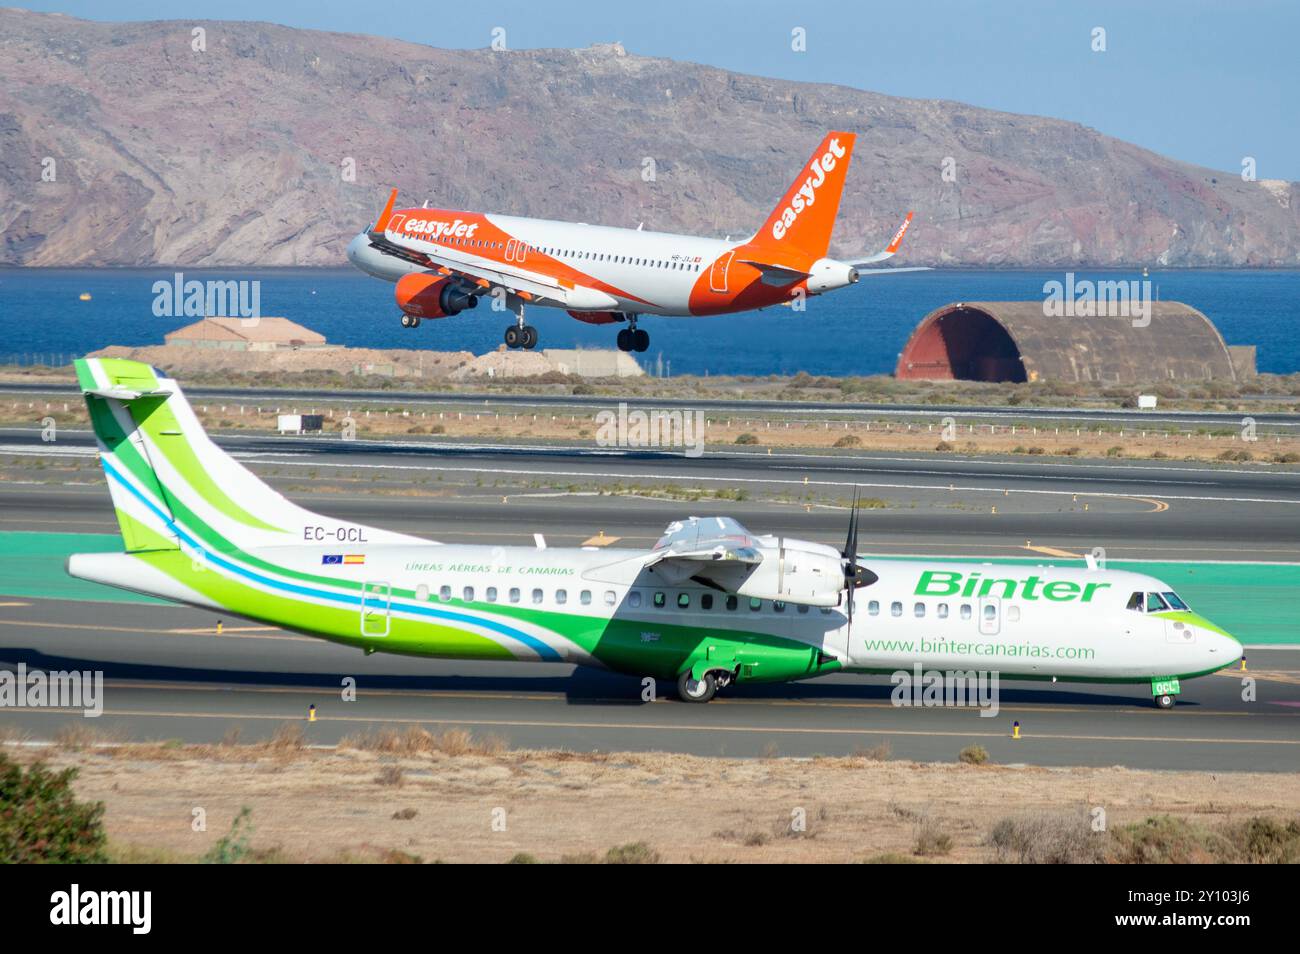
[542,349,644,378]
[895,301,1251,384]
[164,317,329,351]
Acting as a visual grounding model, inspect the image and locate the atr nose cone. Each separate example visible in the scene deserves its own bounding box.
[1216,631,1245,670]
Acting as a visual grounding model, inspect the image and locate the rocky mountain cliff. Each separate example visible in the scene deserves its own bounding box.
[2,9,1296,267]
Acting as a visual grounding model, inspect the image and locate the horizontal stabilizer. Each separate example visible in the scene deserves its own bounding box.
[84,386,171,402]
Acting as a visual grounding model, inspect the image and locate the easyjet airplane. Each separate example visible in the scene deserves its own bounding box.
[346,131,920,352]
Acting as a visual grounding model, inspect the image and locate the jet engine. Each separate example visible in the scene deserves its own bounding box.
[395,273,479,319]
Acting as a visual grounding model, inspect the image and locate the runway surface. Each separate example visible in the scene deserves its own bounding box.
[3,425,1299,561]
[0,598,1296,770]
[3,381,1298,428]
[3,426,1297,769]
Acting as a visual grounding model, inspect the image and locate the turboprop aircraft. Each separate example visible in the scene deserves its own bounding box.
[346,130,921,353]
[68,358,1241,707]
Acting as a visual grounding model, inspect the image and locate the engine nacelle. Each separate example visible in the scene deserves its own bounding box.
[734,542,846,607]
[683,538,847,608]
[395,273,479,319]
[567,310,623,325]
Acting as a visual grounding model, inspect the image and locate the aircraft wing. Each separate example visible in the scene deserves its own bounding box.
[367,229,576,305]
[845,211,915,268]
[645,516,764,585]
[364,189,616,309]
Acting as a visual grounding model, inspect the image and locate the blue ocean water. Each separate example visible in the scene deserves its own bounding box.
[1,267,1297,377]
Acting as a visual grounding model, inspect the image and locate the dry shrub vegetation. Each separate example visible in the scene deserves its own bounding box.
[3,727,1298,864]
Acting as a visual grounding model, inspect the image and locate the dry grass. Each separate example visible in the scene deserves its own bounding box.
[5,733,1299,863]
[913,815,954,857]
[339,725,506,757]
[3,393,1297,466]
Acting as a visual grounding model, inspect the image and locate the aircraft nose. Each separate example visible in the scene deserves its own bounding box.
[346,231,372,268]
[1216,631,1244,670]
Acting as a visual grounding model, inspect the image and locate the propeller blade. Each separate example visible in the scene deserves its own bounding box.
[843,486,860,583]
[843,486,860,627]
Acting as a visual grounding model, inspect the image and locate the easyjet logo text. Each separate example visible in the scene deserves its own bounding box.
[401,218,480,241]
[771,138,846,242]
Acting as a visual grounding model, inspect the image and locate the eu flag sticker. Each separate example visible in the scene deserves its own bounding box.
[321,554,343,565]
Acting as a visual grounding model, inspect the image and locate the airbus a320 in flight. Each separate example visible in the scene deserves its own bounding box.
[347,131,920,352]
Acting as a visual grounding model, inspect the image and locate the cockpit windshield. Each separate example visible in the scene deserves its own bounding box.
[1161,591,1189,610]
[1127,590,1190,613]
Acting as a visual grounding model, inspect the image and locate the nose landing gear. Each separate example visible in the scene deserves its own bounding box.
[400,313,421,328]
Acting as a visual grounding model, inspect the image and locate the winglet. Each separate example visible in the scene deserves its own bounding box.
[373,188,399,233]
[850,212,915,267]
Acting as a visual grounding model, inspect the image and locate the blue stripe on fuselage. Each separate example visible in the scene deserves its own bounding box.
[100,457,562,660]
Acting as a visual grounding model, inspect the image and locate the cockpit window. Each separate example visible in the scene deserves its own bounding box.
[1145,592,1170,612]
[1162,591,1189,610]
[1126,592,1143,612]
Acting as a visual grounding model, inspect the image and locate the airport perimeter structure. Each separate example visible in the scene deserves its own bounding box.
[895,301,1255,385]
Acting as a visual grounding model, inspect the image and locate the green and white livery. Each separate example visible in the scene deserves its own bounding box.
[68,358,1243,706]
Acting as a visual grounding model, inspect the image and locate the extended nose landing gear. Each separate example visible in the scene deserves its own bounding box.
[616,315,649,353]
[400,313,421,328]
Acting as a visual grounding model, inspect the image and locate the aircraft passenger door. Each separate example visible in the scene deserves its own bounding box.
[361,581,391,637]
[709,251,734,293]
[978,596,1001,636]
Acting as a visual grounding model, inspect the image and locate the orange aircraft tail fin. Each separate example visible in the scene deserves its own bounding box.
[751,131,856,260]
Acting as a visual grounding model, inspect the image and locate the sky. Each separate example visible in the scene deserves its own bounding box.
[20,0,1300,180]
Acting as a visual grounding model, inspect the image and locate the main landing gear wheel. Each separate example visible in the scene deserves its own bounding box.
[676,670,717,703]
[616,327,650,353]
[400,314,421,328]
[1155,693,1176,710]
[504,325,538,349]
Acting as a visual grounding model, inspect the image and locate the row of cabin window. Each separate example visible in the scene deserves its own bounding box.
[403,229,702,273]
[867,600,1022,623]
[416,584,616,606]
[412,584,830,614]
[632,591,833,614]
[537,248,702,271]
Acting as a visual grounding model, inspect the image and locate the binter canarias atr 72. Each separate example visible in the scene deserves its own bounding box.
[346,131,922,353]
[67,358,1241,707]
